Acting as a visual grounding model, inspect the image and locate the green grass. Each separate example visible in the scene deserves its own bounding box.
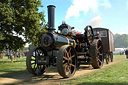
[0,55,127,85]
[0,56,28,78]
[0,56,26,62]
[61,55,128,85]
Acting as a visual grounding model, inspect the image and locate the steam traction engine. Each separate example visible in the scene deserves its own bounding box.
[26,5,104,78]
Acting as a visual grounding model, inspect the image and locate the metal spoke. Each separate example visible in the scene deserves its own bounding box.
[33,64,36,69]
[63,62,68,67]
[97,57,102,64]
[70,63,75,67]
[37,65,40,71]
[63,56,68,60]
[65,50,69,58]
[68,48,71,53]
[63,61,67,65]
[68,66,71,74]
[69,53,71,58]
[70,55,75,59]
[68,48,71,57]
[34,65,37,72]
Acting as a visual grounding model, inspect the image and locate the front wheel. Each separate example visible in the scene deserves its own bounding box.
[57,45,77,78]
[26,47,47,76]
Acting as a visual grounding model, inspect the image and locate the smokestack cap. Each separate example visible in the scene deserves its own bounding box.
[47,5,56,8]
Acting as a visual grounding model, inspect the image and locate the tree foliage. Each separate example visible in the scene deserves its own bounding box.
[114,34,128,48]
[0,0,47,51]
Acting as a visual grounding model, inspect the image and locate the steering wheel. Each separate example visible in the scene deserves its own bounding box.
[84,25,94,45]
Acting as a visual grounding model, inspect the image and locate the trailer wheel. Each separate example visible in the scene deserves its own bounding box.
[89,39,104,68]
[26,47,47,76]
[105,54,109,64]
[57,45,77,78]
[110,53,113,62]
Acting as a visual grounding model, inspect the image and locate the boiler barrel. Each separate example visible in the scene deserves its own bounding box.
[41,33,76,50]
[54,34,76,49]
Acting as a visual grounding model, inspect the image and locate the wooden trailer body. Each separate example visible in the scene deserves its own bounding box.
[93,28,115,53]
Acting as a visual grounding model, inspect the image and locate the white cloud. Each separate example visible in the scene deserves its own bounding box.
[74,19,82,22]
[65,0,111,21]
[100,0,111,8]
[90,16,102,27]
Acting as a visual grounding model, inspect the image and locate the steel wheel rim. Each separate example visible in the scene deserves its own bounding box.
[85,25,94,44]
[63,47,76,77]
[96,41,103,66]
[28,47,47,75]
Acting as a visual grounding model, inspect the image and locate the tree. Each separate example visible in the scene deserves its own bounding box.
[0,0,47,51]
[114,34,128,48]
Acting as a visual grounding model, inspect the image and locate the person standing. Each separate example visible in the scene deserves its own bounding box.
[0,53,3,59]
[125,49,128,59]
[94,31,101,40]
[10,53,14,63]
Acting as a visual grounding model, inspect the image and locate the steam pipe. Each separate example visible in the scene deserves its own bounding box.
[47,5,56,32]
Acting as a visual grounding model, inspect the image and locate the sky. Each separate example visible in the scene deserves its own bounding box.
[39,0,128,34]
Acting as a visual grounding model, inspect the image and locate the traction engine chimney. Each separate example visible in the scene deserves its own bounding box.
[47,5,56,32]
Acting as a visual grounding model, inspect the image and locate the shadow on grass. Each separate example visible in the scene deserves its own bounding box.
[1,67,128,85]
[0,68,55,78]
[77,82,128,85]
[0,65,100,85]
[0,68,56,85]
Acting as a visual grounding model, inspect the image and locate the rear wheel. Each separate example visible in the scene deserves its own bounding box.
[57,45,77,78]
[89,39,104,68]
[26,47,47,76]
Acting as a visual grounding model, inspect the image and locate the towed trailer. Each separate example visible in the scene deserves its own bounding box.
[93,28,115,64]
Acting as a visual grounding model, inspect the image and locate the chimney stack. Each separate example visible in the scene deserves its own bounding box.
[47,5,56,32]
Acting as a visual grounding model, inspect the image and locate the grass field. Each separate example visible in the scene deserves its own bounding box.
[0,56,28,78]
[0,55,128,85]
[61,55,128,85]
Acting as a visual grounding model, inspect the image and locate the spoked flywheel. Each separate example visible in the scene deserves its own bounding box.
[84,25,94,45]
[26,47,47,76]
[57,45,77,78]
[89,39,104,68]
